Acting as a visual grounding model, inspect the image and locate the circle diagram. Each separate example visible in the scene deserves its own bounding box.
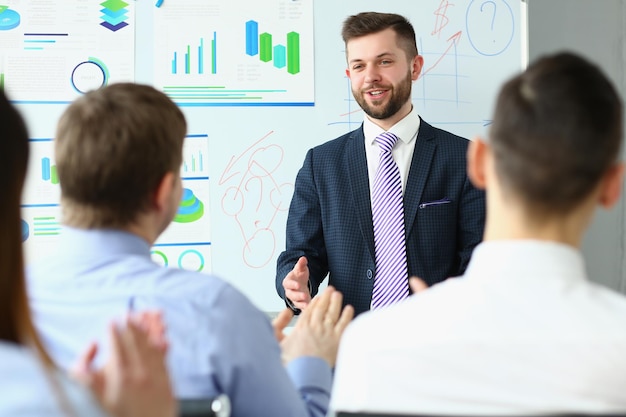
[178,249,205,272]
[71,61,106,93]
[21,219,29,242]
[151,250,168,267]
[71,58,109,94]
[466,0,514,56]
[0,7,20,31]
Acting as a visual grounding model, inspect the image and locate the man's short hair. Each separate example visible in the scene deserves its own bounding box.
[342,12,418,60]
[55,83,187,228]
[490,51,623,216]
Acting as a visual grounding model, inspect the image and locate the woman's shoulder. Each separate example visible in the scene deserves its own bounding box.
[0,342,108,417]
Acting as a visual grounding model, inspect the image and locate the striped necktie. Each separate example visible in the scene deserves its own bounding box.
[371,132,409,309]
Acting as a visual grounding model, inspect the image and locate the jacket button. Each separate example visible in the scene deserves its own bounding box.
[367,269,373,279]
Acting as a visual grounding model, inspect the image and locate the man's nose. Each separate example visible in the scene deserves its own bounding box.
[363,65,381,84]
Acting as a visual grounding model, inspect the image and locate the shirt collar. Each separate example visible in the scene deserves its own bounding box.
[363,105,421,146]
[59,226,151,257]
[465,240,587,284]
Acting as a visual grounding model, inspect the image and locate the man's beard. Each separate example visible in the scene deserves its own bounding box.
[353,71,412,121]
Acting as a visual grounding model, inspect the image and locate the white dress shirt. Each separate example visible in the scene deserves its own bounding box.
[331,240,626,415]
[0,342,107,417]
[363,106,420,196]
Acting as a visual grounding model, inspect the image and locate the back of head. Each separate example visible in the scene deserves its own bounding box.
[56,83,187,228]
[341,12,418,58]
[490,51,623,216]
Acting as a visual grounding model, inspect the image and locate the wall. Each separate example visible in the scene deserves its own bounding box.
[527,0,626,294]
[12,0,527,313]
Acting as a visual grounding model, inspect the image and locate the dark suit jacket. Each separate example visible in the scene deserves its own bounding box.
[276,119,485,316]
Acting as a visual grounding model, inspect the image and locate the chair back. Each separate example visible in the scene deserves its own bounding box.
[336,413,626,417]
[178,395,231,417]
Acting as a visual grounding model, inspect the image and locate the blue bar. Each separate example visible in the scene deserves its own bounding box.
[245,20,258,56]
[198,38,203,74]
[172,52,177,74]
[274,44,286,68]
[41,157,51,181]
[199,152,204,171]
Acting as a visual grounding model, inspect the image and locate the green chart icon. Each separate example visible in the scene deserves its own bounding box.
[174,188,204,223]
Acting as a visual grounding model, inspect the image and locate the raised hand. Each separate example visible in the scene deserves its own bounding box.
[280,286,354,367]
[282,256,312,310]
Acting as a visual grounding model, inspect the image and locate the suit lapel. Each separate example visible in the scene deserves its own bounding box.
[346,127,376,261]
[404,119,437,235]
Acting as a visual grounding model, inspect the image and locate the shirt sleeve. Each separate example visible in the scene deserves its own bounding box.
[210,284,332,417]
[275,148,330,302]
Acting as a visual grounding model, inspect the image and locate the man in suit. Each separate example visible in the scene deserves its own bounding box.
[331,51,626,414]
[276,12,485,315]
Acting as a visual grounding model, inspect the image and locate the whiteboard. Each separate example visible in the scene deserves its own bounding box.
[13,0,527,314]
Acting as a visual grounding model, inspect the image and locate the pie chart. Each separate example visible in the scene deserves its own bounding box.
[0,6,20,31]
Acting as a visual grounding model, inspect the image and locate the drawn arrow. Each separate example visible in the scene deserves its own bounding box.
[420,30,462,78]
[218,130,274,185]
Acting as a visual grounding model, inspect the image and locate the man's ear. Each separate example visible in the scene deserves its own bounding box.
[411,55,424,81]
[598,162,625,209]
[153,171,176,212]
[466,137,489,190]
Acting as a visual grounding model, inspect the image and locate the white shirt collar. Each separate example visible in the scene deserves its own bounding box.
[363,105,421,146]
[465,239,587,284]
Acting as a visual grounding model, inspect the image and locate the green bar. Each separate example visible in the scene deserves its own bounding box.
[51,166,59,184]
[0,73,3,90]
[287,32,300,75]
[259,32,272,63]
[211,39,217,74]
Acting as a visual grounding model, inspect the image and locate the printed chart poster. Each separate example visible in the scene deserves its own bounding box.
[153,134,212,274]
[21,138,63,264]
[153,0,314,106]
[0,0,135,103]
[20,135,213,276]
[22,138,60,206]
[22,205,63,265]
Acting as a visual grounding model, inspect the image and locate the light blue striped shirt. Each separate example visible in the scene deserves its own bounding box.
[27,227,332,417]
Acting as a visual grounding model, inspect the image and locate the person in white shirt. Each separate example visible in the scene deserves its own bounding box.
[0,89,175,417]
[330,51,626,414]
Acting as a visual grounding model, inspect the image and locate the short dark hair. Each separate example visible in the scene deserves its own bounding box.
[490,52,623,216]
[342,12,418,59]
[55,83,187,228]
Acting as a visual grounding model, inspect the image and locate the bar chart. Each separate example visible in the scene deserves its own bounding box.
[153,0,313,105]
[171,33,217,75]
[245,20,300,75]
[41,157,59,184]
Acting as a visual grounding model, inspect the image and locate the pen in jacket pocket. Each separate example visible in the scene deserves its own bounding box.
[419,198,451,209]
